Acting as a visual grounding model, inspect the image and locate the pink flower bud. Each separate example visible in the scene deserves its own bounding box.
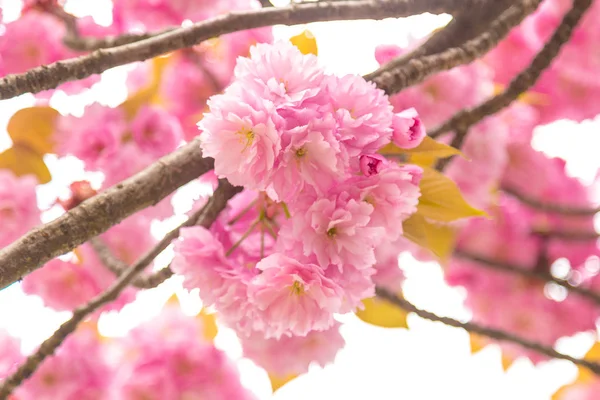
[392,108,426,149]
[359,154,386,176]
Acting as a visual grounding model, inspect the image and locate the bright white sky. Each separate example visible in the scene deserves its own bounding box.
[1,1,600,399]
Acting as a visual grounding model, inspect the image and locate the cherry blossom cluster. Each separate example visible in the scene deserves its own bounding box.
[172,41,424,352]
[0,304,255,400]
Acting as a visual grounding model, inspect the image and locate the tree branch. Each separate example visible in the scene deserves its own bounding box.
[453,248,600,306]
[0,139,212,290]
[502,185,600,216]
[430,0,593,142]
[368,0,543,94]
[367,0,512,77]
[0,0,477,99]
[375,287,600,375]
[0,180,241,399]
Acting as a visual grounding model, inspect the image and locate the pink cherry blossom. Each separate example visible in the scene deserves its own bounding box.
[115,304,255,400]
[22,244,137,314]
[324,74,393,156]
[172,226,259,333]
[270,117,347,202]
[0,12,66,76]
[241,322,345,376]
[0,171,40,248]
[324,263,375,313]
[340,163,421,240]
[233,40,325,107]
[391,108,426,149]
[130,105,182,158]
[280,190,383,270]
[248,253,344,338]
[55,104,127,171]
[199,89,282,190]
[21,258,102,311]
[372,238,406,293]
[445,115,509,209]
[0,329,23,380]
[16,328,114,400]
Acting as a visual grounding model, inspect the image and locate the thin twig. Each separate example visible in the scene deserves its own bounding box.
[453,249,600,306]
[0,180,241,399]
[430,0,594,141]
[0,0,477,99]
[532,229,599,241]
[0,139,213,290]
[91,182,242,289]
[375,287,600,375]
[369,0,543,94]
[502,185,600,216]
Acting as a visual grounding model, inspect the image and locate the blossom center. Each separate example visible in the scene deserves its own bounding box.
[295,147,307,158]
[290,280,305,295]
[327,227,337,238]
[237,126,255,152]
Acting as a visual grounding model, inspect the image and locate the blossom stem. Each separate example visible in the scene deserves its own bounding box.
[226,220,260,257]
[227,199,257,225]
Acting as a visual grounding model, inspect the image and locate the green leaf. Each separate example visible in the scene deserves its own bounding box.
[355,295,409,328]
[289,30,318,56]
[402,214,456,260]
[7,106,60,155]
[417,167,487,222]
[0,145,51,184]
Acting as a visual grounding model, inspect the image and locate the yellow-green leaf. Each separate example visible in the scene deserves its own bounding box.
[7,106,60,155]
[402,214,456,260]
[269,373,298,392]
[0,145,51,183]
[197,309,218,341]
[121,55,172,119]
[382,137,463,158]
[355,295,409,328]
[417,167,487,222]
[289,30,318,55]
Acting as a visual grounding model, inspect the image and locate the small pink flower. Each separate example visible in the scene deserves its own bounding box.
[172,226,236,306]
[324,263,375,313]
[270,118,347,202]
[324,74,393,156]
[346,163,421,240]
[116,304,255,400]
[55,104,127,171]
[131,106,182,158]
[234,40,324,107]
[0,329,23,380]
[248,253,344,338]
[391,108,426,149]
[241,322,345,376]
[280,191,383,270]
[0,171,40,248]
[199,90,282,190]
[16,328,114,400]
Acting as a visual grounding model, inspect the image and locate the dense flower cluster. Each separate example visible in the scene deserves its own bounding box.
[2,0,600,396]
[173,41,422,345]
